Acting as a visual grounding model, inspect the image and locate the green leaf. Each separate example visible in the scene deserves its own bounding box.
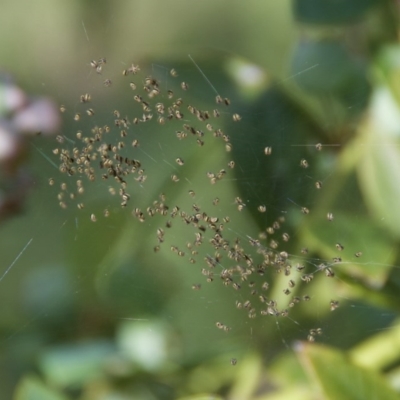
[268,350,309,387]
[291,40,355,94]
[376,45,400,106]
[116,320,170,372]
[253,387,312,400]
[298,120,396,295]
[176,396,223,400]
[38,340,115,388]
[293,0,377,24]
[254,352,312,400]
[228,353,262,400]
[13,375,69,400]
[295,342,400,400]
[302,210,395,290]
[358,86,400,240]
[350,320,400,371]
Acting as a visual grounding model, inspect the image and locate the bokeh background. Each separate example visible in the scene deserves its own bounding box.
[1,1,400,399]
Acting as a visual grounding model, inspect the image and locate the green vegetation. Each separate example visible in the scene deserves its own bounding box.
[1,1,400,399]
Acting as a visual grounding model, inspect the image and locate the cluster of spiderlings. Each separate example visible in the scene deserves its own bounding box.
[52,59,237,213]
[307,327,323,342]
[50,59,364,343]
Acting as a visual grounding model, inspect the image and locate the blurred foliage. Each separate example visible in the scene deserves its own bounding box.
[1,0,400,399]
[293,0,379,24]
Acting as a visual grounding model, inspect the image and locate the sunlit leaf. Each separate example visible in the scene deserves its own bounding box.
[350,319,400,371]
[253,387,312,400]
[376,45,400,106]
[358,87,400,240]
[228,353,262,400]
[255,352,311,400]
[268,350,309,387]
[116,320,170,372]
[387,365,400,393]
[176,396,223,400]
[296,342,399,400]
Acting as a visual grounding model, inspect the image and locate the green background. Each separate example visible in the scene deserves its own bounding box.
[1,1,400,399]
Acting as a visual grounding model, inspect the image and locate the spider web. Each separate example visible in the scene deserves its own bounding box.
[1,18,399,400]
